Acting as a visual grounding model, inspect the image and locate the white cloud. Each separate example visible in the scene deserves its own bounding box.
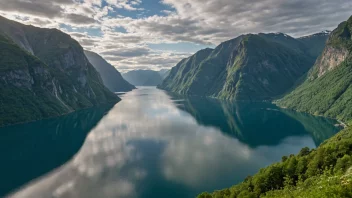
[1,0,352,71]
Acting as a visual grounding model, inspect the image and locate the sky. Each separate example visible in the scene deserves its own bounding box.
[0,0,351,72]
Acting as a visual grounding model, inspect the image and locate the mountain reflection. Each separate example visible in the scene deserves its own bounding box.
[0,104,114,196]
[172,95,340,147]
[8,87,339,198]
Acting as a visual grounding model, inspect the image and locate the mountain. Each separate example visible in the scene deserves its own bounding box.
[298,30,331,57]
[84,50,135,92]
[0,16,119,126]
[277,16,352,124]
[159,32,328,100]
[159,69,170,79]
[122,70,165,86]
[198,16,352,198]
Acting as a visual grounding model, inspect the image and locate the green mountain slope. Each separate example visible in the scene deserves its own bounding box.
[159,32,328,100]
[198,16,352,198]
[277,16,352,124]
[198,127,352,198]
[0,34,69,125]
[84,50,135,92]
[0,16,119,126]
[122,70,164,86]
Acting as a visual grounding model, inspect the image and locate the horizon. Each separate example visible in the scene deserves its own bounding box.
[0,0,351,72]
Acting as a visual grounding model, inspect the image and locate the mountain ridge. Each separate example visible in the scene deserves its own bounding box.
[277,16,352,124]
[84,50,136,92]
[159,32,328,100]
[0,16,119,126]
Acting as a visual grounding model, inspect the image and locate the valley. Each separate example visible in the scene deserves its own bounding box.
[0,5,351,198]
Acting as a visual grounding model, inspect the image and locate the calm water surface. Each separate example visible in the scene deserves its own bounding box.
[1,87,341,198]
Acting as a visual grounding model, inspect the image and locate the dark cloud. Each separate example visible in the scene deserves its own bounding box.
[155,0,352,43]
[101,48,150,57]
[79,38,98,46]
[136,56,189,65]
[65,13,97,24]
[2,0,352,71]
[106,34,143,44]
[0,0,71,18]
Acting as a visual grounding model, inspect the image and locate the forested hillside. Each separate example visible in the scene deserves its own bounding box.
[277,16,352,125]
[159,32,328,100]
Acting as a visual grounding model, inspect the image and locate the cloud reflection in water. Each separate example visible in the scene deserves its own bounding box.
[10,87,337,198]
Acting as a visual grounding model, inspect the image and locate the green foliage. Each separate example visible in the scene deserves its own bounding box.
[159,32,326,100]
[277,16,352,124]
[0,17,119,126]
[197,127,352,198]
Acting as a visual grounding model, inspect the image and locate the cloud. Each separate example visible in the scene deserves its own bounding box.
[0,0,70,18]
[65,14,97,25]
[101,47,150,57]
[160,0,352,42]
[1,0,352,71]
[10,89,316,197]
[105,0,143,11]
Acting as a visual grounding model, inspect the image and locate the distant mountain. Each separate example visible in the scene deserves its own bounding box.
[298,30,331,58]
[159,69,170,79]
[159,32,329,100]
[0,16,119,126]
[122,70,167,86]
[277,16,352,124]
[84,50,135,92]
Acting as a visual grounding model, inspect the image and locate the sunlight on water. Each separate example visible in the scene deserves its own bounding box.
[7,87,340,198]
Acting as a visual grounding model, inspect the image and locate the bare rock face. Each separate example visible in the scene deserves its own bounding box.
[311,46,349,79]
[0,69,34,89]
[277,15,352,123]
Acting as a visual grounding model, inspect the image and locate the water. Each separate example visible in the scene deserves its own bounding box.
[1,87,340,198]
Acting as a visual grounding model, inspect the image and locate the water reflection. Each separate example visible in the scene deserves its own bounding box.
[0,104,114,196]
[172,95,340,147]
[8,87,339,198]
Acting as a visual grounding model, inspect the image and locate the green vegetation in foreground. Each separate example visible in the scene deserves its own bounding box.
[198,127,352,198]
[198,15,352,198]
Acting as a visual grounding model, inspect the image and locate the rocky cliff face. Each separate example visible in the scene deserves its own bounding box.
[84,50,135,92]
[308,25,350,80]
[159,32,326,100]
[277,16,352,123]
[312,46,349,79]
[0,16,119,126]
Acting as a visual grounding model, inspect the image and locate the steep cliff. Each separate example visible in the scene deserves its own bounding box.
[84,50,135,92]
[0,16,119,126]
[277,16,352,124]
[159,33,325,100]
